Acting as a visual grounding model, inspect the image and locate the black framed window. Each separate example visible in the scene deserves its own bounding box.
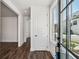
[70,0,79,56]
[59,0,79,59]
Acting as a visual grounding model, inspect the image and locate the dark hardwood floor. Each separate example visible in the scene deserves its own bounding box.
[0,42,30,59]
[29,51,54,59]
[0,42,54,59]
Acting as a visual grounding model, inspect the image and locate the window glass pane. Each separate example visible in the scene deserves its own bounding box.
[67,50,77,59]
[61,0,66,11]
[53,6,58,41]
[68,0,71,2]
[70,0,79,56]
[60,46,66,59]
[61,9,66,46]
[65,5,72,49]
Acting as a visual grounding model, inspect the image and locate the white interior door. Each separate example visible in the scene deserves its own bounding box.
[31,6,49,51]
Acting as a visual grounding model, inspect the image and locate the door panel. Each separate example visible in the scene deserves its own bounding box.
[31,6,49,51]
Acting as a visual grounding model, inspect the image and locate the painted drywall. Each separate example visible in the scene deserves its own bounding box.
[0,2,18,42]
[24,16,30,42]
[1,17,18,42]
[18,15,24,46]
[49,0,58,58]
[2,0,24,47]
[31,6,49,51]
[1,2,17,17]
[0,1,2,42]
[0,17,1,42]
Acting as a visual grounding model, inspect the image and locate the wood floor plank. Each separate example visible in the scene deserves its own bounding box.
[28,51,54,59]
[0,42,54,59]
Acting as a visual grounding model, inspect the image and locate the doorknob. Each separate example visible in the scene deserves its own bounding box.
[35,35,37,37]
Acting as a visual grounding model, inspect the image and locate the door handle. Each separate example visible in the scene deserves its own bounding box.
[35,35,37,37]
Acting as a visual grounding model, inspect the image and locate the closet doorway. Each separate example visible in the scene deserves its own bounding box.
[0,2,18,50]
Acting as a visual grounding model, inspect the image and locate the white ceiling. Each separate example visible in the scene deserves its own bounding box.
[10,0,54,16]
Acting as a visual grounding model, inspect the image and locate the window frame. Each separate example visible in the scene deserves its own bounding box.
[59,0,79,59]
[73,20,77,25]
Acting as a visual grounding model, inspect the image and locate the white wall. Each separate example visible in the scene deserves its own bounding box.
[1,17,18,42]
[24,16,30,42]
[0,17,1,42]
[0,1,1,41]
[18,15,24,46]
[31,6,49,51]
[49,0,58,58]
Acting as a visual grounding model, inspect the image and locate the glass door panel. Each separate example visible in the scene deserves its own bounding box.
[60,0,78,59]
[61,0,66,11]
[61,10,66,47]
[60,46,66,59]
[70,0,79,56]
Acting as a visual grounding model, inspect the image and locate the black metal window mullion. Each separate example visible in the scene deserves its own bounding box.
[60,0,74,13]
[58,0,61,59]
[66,0,70,59]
